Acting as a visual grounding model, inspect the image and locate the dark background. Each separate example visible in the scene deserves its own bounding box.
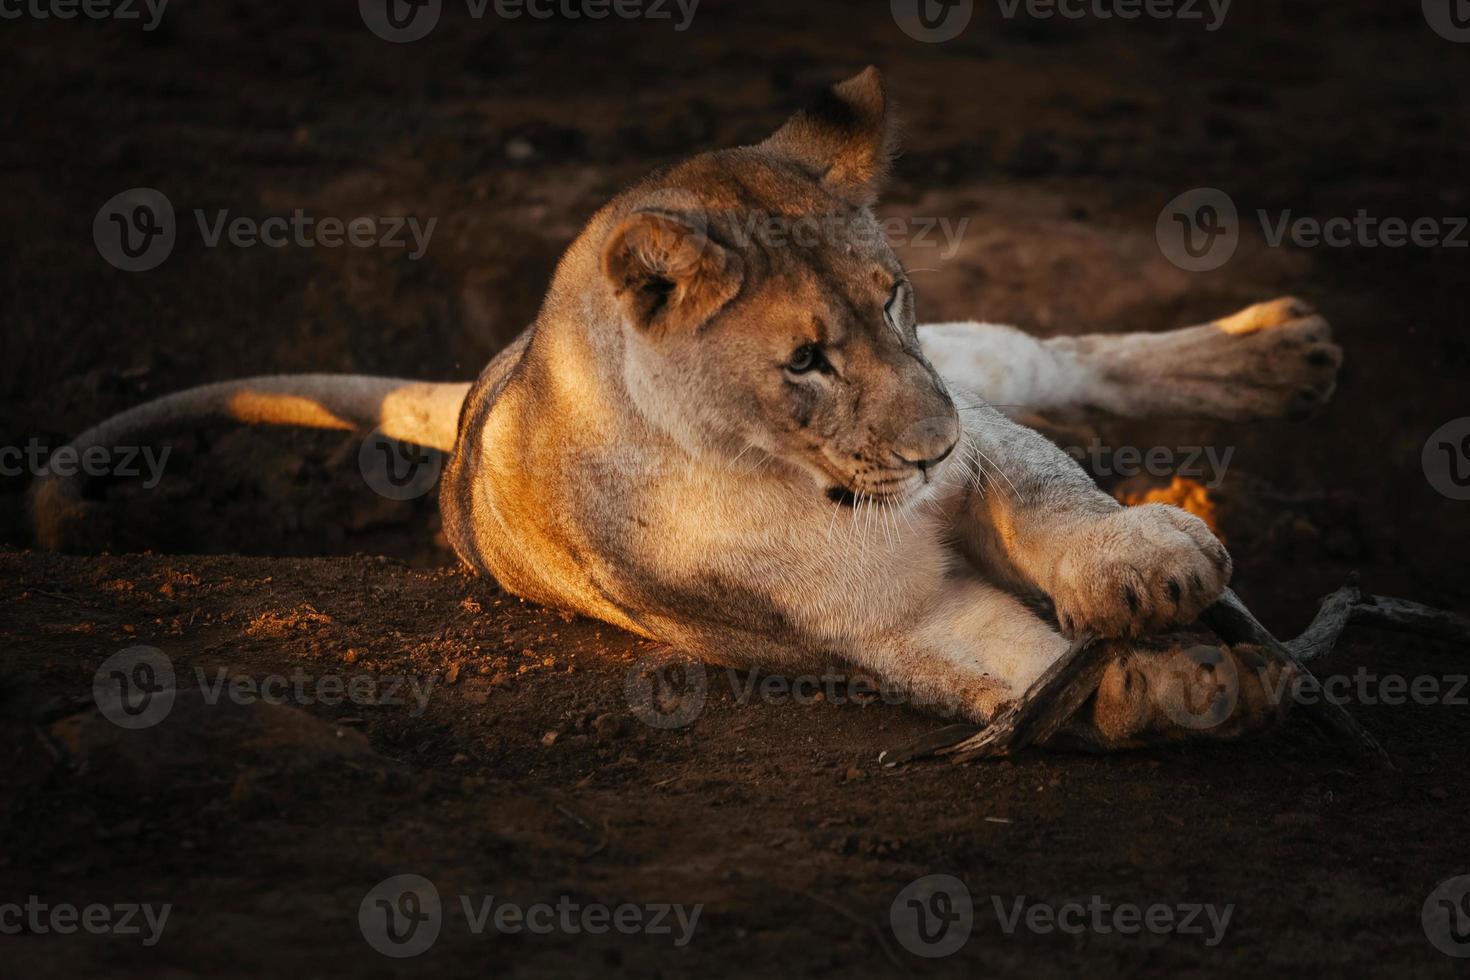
[2,1,1469,976]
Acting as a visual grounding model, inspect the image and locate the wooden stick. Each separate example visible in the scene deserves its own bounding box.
[939,634,1111,764]
[1200,588,1390,768]
[881,581,1468,769]
[1283,582,1470,661]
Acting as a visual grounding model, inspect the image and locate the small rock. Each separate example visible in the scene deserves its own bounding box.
[591,713,625,740]
[541,730,560,747]
[445,662,461,685]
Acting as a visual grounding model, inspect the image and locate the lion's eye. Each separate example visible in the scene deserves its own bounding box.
[884,282,909,331]
[786,343,827,374]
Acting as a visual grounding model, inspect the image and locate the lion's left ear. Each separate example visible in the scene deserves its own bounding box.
[760,66,897,208]
[601,210,744,337]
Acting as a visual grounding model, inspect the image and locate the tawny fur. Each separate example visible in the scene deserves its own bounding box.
[31,69,1342,746]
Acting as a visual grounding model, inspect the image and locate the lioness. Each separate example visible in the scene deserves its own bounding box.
[34,68,1342,747]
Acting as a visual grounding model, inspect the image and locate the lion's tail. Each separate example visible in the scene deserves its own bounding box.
[29,374,472,551]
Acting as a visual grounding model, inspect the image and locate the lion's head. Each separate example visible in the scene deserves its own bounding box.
[595,67,961,507]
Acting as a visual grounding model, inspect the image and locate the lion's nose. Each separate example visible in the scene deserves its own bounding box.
[892,417,959,474]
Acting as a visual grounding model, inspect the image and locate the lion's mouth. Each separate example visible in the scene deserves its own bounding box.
[825,485,910,508]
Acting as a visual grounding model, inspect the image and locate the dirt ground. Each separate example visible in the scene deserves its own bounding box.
[3,1,1469,976]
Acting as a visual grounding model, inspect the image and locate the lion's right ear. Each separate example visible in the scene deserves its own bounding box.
[601,210,743,336]
[761,66,896,208]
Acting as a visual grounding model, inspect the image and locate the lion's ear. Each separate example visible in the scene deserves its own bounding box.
[761,66,896,208]
[601,210,743,336]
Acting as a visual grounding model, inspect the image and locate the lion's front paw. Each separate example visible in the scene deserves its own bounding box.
[1201,296,1342,420]
[1085,641,1295,747]
[1052,504,1230,639]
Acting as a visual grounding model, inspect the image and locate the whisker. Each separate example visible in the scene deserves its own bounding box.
[972,445,1021,500]
[727,442,757,471]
